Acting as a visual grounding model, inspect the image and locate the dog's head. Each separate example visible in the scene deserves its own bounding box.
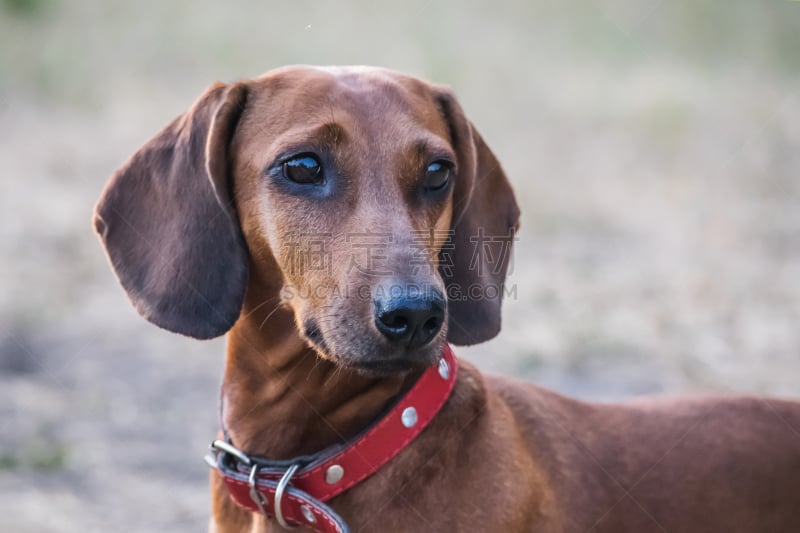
[94,66,519,375]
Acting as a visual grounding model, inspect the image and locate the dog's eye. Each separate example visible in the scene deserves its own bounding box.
[283,154,323,185]
[424,161,452,191]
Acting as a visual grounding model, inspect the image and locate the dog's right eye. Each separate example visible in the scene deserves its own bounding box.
[282,154,323,185]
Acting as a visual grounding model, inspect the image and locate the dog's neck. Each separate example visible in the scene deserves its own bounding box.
[220,277,422,459]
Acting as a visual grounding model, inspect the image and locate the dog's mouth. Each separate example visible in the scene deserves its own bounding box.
[303,319,327,348]
[301,317,443,377]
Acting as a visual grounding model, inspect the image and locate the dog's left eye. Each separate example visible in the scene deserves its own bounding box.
[282,154,323,185]
[424,161,452,191]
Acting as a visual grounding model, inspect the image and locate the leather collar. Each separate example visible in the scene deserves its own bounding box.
[205,344,458,533]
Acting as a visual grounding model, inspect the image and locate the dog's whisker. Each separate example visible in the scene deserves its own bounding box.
[241,295,281,320]
[257,301,288,331]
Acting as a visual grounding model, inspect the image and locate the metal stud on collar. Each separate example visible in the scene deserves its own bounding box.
[325,464,344,484]
[438,357,450,380]
[300,504,316,524]
[401,407,418,428]
[274,463,301,529]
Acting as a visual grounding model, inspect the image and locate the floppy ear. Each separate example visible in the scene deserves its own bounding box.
[435,89,520,346]
[93,82,249,339]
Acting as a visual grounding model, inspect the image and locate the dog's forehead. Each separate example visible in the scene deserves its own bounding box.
[248,65,443,127]
[314,65,426,95]
[266,64,429,95]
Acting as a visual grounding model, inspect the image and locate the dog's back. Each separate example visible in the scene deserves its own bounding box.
[490,375,800,531]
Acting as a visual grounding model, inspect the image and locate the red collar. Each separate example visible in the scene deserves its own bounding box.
[206,344,458,533]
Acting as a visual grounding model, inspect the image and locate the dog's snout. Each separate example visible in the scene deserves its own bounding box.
[374,284,445,350]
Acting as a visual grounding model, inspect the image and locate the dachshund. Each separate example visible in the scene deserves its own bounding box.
[94,65,800,532]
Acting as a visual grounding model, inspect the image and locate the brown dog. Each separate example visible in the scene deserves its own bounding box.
[94,66,800,532]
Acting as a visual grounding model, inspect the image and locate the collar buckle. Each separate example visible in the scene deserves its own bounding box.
[209,440,271,515]
[275,462,302,528]
[248,463,270,515]
[209,439,252,466]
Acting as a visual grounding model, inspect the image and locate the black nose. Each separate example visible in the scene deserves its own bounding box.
[374,285,445,350]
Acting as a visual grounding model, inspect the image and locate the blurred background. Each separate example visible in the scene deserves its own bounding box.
[1,0,799,531]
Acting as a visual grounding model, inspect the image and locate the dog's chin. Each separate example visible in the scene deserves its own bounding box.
[348,357,423,377]
[316,341,444,378]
